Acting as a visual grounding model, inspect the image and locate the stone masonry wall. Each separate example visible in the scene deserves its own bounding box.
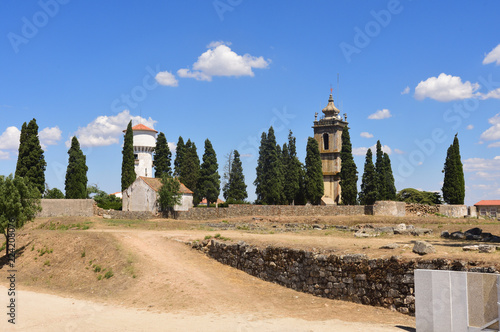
[176,204,367,220]
[438,205,468,218]
[372,201,406,217]
[38,199,94,217]
[193,240,498,316]
[95,207,155,220]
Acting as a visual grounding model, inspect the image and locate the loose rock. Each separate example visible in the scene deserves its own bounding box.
[412,241,436,255]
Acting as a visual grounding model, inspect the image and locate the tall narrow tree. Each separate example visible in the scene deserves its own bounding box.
[226,150,247,202]
[282,130,301,205]
[198,139,220,206]
[375,140,387,200]
[339,127,358,205]
[121,121,136,191]
[173,136,185,177]
[15,119,46,195]
[254,132,267,204]
[180,139,200,204]
[154,132,172,178]
[383,153,396,200]
[254,127,282,205]
[442,134,465,204]
[65,136,88,199]
[359,148,377,205]
[222,150,234,200]
[304,137,324,205]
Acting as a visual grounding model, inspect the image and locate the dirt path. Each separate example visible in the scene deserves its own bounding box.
[1,228,415,331]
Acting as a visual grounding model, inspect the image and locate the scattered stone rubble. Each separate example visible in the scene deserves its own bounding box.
[441,227,500,243]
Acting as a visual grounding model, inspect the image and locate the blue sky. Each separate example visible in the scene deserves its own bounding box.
[1,1,500,205]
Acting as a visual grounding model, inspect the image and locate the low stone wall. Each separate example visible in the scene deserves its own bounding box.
[38,199,94,217]
[175,204,367,220]
[95,207,154,220]
[372,201,406,217]
[439,205,468,218]
[193,240,498,315]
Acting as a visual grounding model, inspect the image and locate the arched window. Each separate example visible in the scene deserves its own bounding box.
[323,133,329,150]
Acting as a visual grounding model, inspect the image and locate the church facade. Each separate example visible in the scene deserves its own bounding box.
[312,92,348,205]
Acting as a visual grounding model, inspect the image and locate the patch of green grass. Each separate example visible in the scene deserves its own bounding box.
[81,251,86,258]
[97,275,102,280]
[204,235,213,240]
[31,244,35,251]
[221,220,228,224]
[105,219,143,226]
[94,265,101,273]
[214,233,221,239]
[104,269,114,279]
[38,247,53,256]
[0,241,6,252]
[43,260,50,266]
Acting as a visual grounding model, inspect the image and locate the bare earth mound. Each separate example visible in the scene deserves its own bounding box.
[7,214,493,330]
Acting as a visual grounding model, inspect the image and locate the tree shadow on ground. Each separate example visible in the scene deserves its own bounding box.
[395,325,415,332]
[0,241,31,269]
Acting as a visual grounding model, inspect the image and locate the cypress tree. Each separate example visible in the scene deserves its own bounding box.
[282,130,301,205]
[254,132,267,204]
[339,127,358,205]
[121,121,136,191]
[359,149,378,205]
[15,119,46,195]
[263,127,282,205]
[442,134,465,204]
[227,150,247,202]
[173,136,185,177]
[383,153,396,200]
[222,150,233,201]
[254,127,282,205]
[154,132,172,178]
[198,139,220,206]
[276,143,285,204]
[65,136,88,199]
[180,139,200,204]
[375,140,387,200]
[304,137,324,205]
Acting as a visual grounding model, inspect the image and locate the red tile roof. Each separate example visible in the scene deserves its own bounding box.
[474,200,500,206]
[122,124,158,133]
[139,176,193,194]
[200,198,225,204]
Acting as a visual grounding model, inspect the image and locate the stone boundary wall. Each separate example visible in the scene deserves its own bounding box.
[95,207,154,220]
[38,199,94,217]
[439,205,468,218]
[193,240,498,316]
[372,201,406,217]
[175,204,367,220]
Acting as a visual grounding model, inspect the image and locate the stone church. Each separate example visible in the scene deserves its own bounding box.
[313,91,348,205]
[121,124,193,213]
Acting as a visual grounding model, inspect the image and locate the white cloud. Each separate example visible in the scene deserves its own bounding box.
[0,151,10,160]
[360,132,373,138]
[0,126,21,150]
[483,44,500,65]
[488,142,500,148]
[480,113,500,142]
[352,144,392,156]
[168,142,176,152]
[463,157,500,178]
[39,126,62,148]
[69,110,157,147]
[414,73,480,102]
[177,42,270,82]
[466,124,474,130]
[155,70,178,87]
[480,87,500,100]
[394,148,405,154]
[368,109,392,120]
[240,153,253,158]
[401,86,410,95]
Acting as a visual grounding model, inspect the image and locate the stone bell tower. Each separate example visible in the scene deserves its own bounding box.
[312,90,348,204]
